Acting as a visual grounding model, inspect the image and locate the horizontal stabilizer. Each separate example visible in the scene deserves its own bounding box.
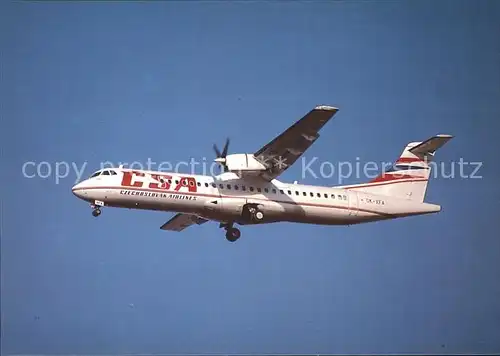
[409,134,453,158]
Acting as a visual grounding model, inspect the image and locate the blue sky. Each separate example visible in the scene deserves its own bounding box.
[2,0,500,354]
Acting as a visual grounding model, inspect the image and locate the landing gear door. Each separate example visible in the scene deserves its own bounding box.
[348,191,359,216]
[245,198,261,207]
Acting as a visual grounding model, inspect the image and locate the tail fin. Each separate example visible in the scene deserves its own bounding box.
[346,134,453,202]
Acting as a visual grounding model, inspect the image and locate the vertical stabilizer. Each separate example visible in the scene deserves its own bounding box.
[344,135,453,202]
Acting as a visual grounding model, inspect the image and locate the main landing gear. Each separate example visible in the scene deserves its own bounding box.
[226,227,241,242]
[220,206,265,242]
[246,206,264,223]
[221,222,241,242]
[254,210,264,221]
[92,208,101,217]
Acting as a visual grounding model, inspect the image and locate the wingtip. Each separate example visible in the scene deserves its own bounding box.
[436,134,454,139]
[314,105,339,112]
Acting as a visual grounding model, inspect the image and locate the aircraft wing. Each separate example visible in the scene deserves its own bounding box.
[160,213,209,232]
[253,105,339,181]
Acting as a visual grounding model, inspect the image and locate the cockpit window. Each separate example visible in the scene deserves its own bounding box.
[89,169,118,178]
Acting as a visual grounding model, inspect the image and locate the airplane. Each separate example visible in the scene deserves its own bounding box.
[72,105,453,242]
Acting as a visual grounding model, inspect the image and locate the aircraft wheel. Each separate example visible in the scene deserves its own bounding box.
[225,227,241,242]
[253,210,264,222]
[92,208,101,217]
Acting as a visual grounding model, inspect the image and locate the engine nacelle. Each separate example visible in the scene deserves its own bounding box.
[224,154,267,172]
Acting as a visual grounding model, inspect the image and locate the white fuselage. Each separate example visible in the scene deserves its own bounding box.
[72,168,441,226]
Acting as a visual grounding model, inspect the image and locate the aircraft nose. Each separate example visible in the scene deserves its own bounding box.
[72,182,86,199]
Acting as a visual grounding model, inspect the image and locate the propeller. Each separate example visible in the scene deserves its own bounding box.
[213,138,230,172]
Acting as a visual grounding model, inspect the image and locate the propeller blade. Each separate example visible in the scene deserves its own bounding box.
[213,144,222,158]
[213,138,230,173]
[221,138,230,158]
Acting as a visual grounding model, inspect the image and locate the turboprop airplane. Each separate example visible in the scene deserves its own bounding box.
[72,105,453,242]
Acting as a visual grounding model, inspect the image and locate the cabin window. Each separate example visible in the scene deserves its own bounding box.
[324,194,328,198]
[175,180,179,184]
[264,188,269,193]
[211,183,216,188]
[257,188,262,192]
[343,195,347,200]
[234,185,239,190]
[280,190,284,194]
[168,179,172,184]
[272,189,277,194]
[189,181,194,186]
[310,192,314,197]
[338,195,342,199]
[197,182,201,186]
[331,194,335,199]
[250,187,254,192]
[288,190,292,195]
[204,183,209,187]
[102,170,110,175]
[226,184,231,189]
[316,193,321,197]
[295,191,299,195]
[242,186,246,191]
[303,192,307,196]
[219,184,224,189]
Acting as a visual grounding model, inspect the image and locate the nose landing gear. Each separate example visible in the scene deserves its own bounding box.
[91,200,104,217]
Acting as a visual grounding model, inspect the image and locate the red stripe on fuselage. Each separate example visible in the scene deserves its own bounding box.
[73,186,394,218]
[343,177,428,190]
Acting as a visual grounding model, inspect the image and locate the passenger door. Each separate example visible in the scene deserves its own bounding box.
[348,191,359,216]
